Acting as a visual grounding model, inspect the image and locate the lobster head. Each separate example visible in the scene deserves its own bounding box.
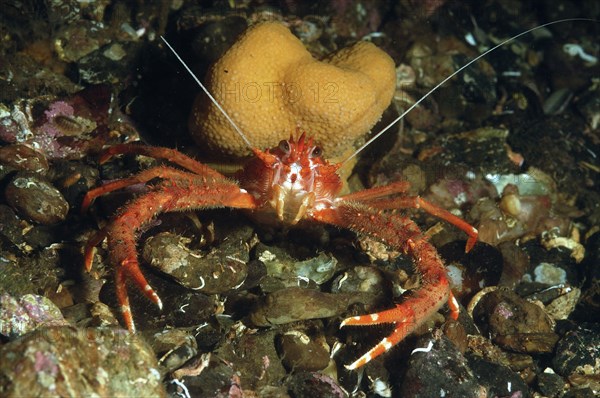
[239,132,342,224]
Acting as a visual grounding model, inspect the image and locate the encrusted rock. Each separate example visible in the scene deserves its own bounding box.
[5,172,69,225]
[0,327,165,397]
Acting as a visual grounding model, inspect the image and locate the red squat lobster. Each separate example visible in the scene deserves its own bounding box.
[82,20,581,369]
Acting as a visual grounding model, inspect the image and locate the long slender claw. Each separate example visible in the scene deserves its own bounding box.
[121,258,163,309]
[340,304,418,368]
[345,336,394,370]
[143,283,163,310]
[447,291,460,321]
[115,267,134,332]
[82,150,258,333]
[83,245,96,273]
[344,322,412,370]
[341,313,380,327]
[341,304,415,327]
[84,229,108,272]
[80,194,94,214]
[114,258,163,332]
[121,300,136,333]
[465,230,478,253]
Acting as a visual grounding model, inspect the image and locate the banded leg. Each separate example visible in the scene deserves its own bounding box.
[86,180,256,332]
[339,182,478,252]
[83,228,107,272]
[81,166,225,213]
[364,196,478,252]
[339,181,411,202]
[98,144,227,179]
[313,203,457,369]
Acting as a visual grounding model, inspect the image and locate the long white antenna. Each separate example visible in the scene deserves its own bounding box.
[160,36,254,149]
[340,18,598,167]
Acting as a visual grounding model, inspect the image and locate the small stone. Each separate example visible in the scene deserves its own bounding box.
[213,329,287,392]
[467,355,529,397]
[0,293,68,339]
[494,332,560,354]
[553,324,600,390]
[0,144,49,173]
[142,230,249,294]
[147,329,198,374]
[5,172,69,224]
[249,287,366,327]
[287,372,346,398]
[472,289,559,353]
[331,265,387,297]
[537,369,566,398]
[103,43,126,61]
[534,262,567,285]
[89,302,118,327]
[400,334,486,398]
[545,287,581,320]
[277,329,330,372]
[257,244,340,288]
[0,327,165,397]
[439,241,503,301]
[0,204,29,250]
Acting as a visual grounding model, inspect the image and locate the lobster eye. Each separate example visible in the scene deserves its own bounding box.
[310,146,322,158]
[278,140,290,153]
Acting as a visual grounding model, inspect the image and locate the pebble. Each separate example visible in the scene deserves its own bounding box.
[0,204,30,251]
[552,324,600,391]
[466,334,534,373]
[574,231,600,321]
[148,329,198,374]
[212,328,287,393]
[0,293,68,339]
[537,369,566,398]
[533,262,567,285]
[575,87,600,130]
[142,230,250,293]
[287,372,346,398]
[330,265,388,299]
[438,240,503,302]
[399,334,487,398]
[5,172,69,224]
[472,289,559,353]
[422,127,516,174]
[0,144,49,173]
[257,243,340,290]
[497,242,530,287]
[0,327,165,397]
[544,287,581,320]
[400,332,530,397]
[249,287,367,327]
[277,328,330,372]
[466,354,529,397]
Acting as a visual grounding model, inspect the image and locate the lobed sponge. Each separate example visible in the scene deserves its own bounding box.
[189,22,396,162]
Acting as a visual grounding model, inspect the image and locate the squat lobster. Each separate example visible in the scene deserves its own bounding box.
[82,17,594,371]
[82,132,477,370]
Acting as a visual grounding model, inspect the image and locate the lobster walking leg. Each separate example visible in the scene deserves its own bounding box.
[339,183,478,251]
[81,166,227,212]
[339,181,411,202]
[363,196,478,252]
[98,144,228,179]
[313,202,459,369]
[85,182,256,332]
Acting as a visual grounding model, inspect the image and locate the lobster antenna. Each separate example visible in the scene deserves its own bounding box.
[160,36,253,149]
[340,18,598,167]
